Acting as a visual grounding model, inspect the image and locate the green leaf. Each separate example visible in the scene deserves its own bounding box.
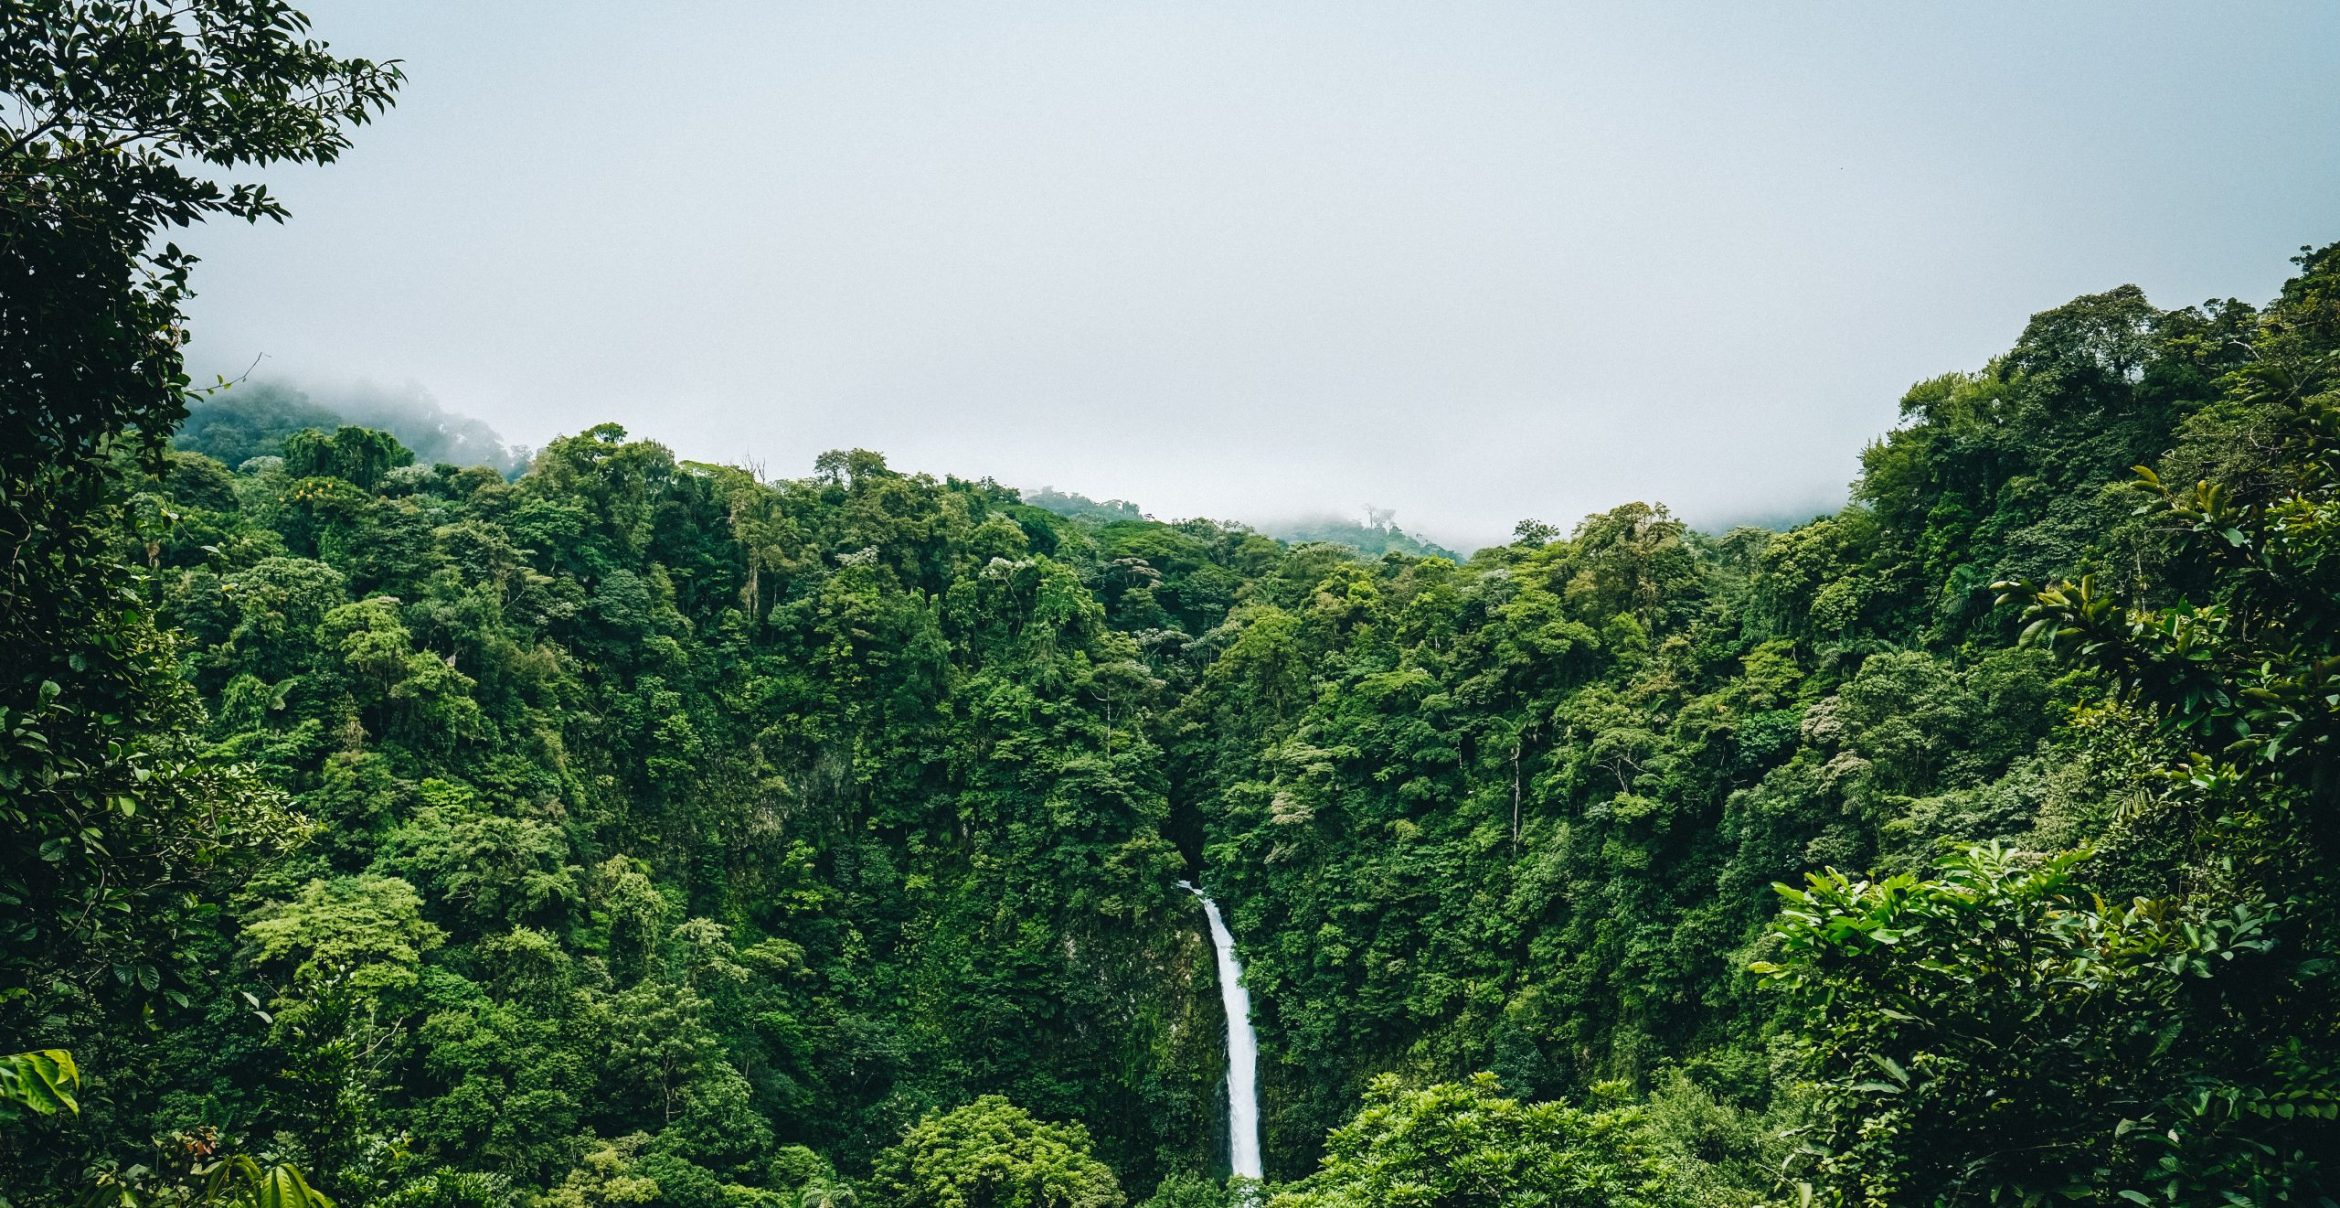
[0,1049,79,1119]
[252,1163,336,1208]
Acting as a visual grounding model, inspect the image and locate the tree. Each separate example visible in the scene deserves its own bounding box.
[1134,1174,1228,1208]
[1,5,396,1196]
[283,426,416,491]
[1268,1074,1686,1208]
[1,0,401,674]
[865,1097,1124,1208]
[1757,844,2300,1204]
[1759,243,2340,1206]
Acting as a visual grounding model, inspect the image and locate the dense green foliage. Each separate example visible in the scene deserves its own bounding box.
[1758,288,2340,1203]
[123,428,1234,1201]
[3,3,395,1202]
[865,1096,1122,1208]
[10,6,2340,1206]
[12,234,2313,1207]
[1267,1074,1675,1208]
[1172,258,2340,1202]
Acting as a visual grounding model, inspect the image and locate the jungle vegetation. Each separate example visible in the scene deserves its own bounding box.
[6,3,2339,1205]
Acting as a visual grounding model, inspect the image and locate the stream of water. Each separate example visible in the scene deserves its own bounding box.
[1180,880,1261,1180]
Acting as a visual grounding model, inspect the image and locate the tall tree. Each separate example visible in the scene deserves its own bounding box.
[0,0,397,1195]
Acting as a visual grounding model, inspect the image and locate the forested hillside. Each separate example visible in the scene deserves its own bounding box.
[5,240,2329,1206]
[7,5,2340,1205]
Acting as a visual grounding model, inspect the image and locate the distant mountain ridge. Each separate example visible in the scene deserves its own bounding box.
[1026,487,1460,560]
[175,392,1465,562]
[175,381,529,476]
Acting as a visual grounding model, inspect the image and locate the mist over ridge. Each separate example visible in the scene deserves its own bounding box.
[178,4,2340,557]
[183,377,1845,559]
[179,378,530,477]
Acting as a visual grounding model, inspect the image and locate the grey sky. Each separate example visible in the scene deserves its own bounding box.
[183,2,2340,550]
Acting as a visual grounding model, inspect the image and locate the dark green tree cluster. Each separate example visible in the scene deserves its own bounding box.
[1266,1073,1675,1208]
[3,1,396,1201]
[1759,257,2340,1202]
[1169,248,2340,1203]
[28,426,1237,1201]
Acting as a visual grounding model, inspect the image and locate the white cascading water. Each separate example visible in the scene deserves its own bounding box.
[1180,880,1262,1180]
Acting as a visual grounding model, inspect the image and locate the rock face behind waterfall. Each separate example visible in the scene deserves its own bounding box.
[1051,909,1228,1182]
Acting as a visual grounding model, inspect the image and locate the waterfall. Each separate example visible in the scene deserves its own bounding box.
[1181,880,1262,1180]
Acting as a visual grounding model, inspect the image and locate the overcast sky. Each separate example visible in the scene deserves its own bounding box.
[182,2,2340,550]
